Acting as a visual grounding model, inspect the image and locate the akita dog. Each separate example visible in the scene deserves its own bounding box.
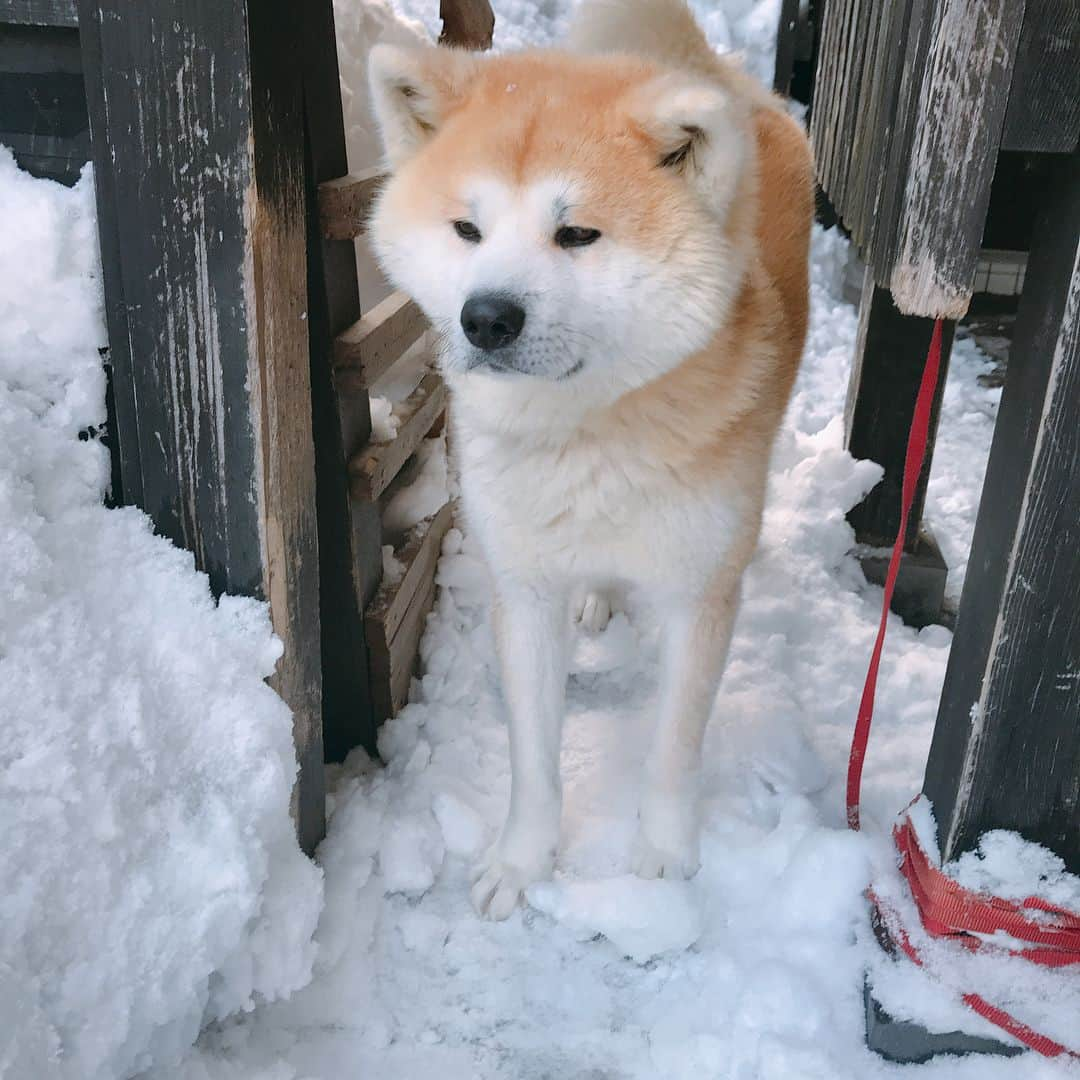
[368,0,813,918]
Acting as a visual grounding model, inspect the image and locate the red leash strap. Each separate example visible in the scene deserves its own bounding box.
[846,319,943,831]
[894,815,1080,965]
[846,319,1080,1058]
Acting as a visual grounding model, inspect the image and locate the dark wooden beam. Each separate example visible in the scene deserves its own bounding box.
[300,0,383,762]
[844,270,953,626]
[0,1,78,26]
[78,0,325,852]
[924,150,1080,870]
[772,0,800,96]
[1000,0,1080,154]
[844,268,954,548]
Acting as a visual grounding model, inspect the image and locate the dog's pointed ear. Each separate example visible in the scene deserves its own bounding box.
[368,44,478,169]
[630,74,749,213]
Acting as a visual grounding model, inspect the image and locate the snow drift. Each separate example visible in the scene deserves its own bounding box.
[0,150,322,1080]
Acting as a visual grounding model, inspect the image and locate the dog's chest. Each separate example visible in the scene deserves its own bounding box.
[460,426,745,584]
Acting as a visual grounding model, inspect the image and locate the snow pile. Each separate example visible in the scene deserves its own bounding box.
[0,150,322,1080]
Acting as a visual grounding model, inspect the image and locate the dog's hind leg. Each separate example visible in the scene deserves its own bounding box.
[473,578,570,919]
[633,579,741,880]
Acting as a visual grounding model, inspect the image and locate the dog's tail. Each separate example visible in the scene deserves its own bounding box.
[565,0,779,110]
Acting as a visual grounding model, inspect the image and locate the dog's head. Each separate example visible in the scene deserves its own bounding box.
[367,46,754,422]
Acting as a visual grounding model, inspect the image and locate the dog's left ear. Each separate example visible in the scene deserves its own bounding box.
[629,74,749,215]
[368,44,479,169]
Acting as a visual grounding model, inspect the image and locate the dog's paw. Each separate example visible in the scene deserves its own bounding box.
[631,835,701,881]
[471,856,550,920]
[574,591,612,633]
[632,795,701,881]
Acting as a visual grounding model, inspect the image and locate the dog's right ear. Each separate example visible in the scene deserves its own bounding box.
[368,44,478,170]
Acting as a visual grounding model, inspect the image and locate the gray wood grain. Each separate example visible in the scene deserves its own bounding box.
[925,151,1080,870]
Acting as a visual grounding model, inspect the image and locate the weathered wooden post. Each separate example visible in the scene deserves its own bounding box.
[77,0,326,852]
[301,0,385,764]
[813,0,1031,626]
[808,0,1080,1060]
[924,150,1080,870]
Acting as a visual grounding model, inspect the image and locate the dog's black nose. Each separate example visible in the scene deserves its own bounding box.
[460,294,526,351]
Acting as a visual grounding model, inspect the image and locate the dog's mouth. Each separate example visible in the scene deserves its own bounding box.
[464,350,585,381]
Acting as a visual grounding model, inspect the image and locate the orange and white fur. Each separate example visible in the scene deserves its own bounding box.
[367,0,813,918]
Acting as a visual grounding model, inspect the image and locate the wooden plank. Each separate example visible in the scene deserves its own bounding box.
[439,0,493,48]
[924,151,1080,870]
[349,372,447,501]
[870,0,933,283]
[78,0,325,851]
[888,0,1027,317]
[317,167,385,240]
[366,501,454,648]
[844,267,955,548]
[0,0,78,25]
[334,289,428,388]
[300,0,383,761]
[1000,0,1080,153]
[370,570,439,722]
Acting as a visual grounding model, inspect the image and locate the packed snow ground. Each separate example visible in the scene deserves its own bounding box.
[4,0,1079,1077]
[167,233,1072,1080]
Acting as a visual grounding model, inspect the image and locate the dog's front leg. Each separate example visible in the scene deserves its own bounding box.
[634,580,740,880]
[472,578,569,919]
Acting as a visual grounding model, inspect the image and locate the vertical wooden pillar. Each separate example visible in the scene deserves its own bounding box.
[844,268,954,625]
[924,151,1080,870]
[300,0,383,762]
[78,0,325,852]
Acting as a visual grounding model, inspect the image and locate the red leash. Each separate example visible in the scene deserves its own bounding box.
[846,319,1080,1058]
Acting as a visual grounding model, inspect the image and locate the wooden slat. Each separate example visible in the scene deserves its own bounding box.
[366,501,454,647]
[348,372,447,501]
[317,167,384,240]
[370,571,438,721]
[334,289,427,387]
[366,502,454,721]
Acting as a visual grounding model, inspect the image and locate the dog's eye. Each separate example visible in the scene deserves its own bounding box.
[453,220,482,243]
[555,226,602,249]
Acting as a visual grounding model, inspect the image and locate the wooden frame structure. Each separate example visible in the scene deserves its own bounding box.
[1,0,491,853]
[807,0,1079,1061]
[5,3,1075,1015]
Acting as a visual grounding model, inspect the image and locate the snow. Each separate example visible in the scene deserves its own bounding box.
[166,214,1068,1079]
[4,1,1076,1078]
[0,150,322,1080]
